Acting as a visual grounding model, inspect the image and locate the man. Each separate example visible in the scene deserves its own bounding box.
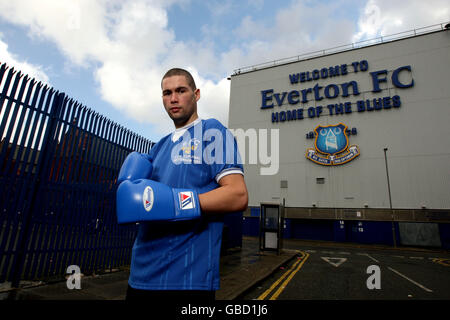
[117,68,248,301]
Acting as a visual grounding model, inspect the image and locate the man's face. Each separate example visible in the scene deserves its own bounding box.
[162,75,200,128]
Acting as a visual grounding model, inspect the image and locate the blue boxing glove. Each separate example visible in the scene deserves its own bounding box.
[117,152,153,184]
[116,179,201,224]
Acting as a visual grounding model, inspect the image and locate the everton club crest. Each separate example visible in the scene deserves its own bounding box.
[306,123,360,166]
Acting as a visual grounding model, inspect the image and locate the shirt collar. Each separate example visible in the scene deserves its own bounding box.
[171,118,202,142]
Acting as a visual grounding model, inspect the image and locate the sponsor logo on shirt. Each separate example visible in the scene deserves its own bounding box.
[179,191,194,210]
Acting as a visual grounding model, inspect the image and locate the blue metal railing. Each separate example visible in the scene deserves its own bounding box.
[0,62,153,287]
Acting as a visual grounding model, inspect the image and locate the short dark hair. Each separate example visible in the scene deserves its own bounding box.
[161,68,197,90]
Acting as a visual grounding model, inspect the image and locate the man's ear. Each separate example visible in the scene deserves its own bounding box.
[194,88,200,102]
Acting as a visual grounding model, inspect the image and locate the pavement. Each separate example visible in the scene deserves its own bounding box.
[0,236,298,301]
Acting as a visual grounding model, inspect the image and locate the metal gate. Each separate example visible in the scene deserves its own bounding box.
[0,62,152,287]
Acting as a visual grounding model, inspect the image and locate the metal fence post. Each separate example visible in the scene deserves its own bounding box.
[10,92,65,288]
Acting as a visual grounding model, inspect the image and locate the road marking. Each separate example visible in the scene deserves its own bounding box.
[256,251,309,300]
[392,255,405,259]
[356,253,379,263]
[431,258,450,267]
[257,251,303,300]
[410,257,424,260]
[321,257,347,267]
[366,254,379,263]
[305,250,316,253]
[269,252,310,300]
[387,267,433,293]
[337,252,351,255]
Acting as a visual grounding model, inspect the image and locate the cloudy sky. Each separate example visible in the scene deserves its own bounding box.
[0,0,448,141]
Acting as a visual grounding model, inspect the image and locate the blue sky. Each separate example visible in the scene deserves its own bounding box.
[0,0,448,142]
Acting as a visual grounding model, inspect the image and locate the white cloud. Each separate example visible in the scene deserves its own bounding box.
[226,1,356,73]
[233,15,267,40]
[225,0,449,74]
[0,0,218,138]
[196,75,230,125]
[0,0,111,65]
[206,1,234,17]
[0,0,448,140]
[246,0,264,10]
[0,37,50,84]
[353,0,450,42]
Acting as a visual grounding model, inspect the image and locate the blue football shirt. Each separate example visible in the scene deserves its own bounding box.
[128,118,244,290]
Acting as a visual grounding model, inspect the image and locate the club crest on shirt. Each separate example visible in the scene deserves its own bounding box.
[181,138,200,155]
[173,138,202,164]
[179,191,195,210]
[143,186,154,212]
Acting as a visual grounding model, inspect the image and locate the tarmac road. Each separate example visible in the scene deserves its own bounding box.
[240,240,450,300]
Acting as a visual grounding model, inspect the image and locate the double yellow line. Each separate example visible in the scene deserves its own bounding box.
[257,250,309,300]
